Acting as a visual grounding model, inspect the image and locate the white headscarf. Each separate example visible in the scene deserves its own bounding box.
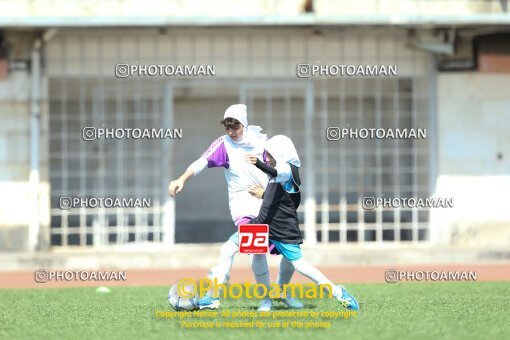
[224,104,248,128]
[265,135,301,168]
[223,104,265,148]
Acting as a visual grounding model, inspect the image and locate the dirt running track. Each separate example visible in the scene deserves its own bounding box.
[0,263,509,289]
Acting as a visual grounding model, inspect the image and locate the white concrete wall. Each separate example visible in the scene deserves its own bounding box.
[0,35,51,250]
[431,74,510,246]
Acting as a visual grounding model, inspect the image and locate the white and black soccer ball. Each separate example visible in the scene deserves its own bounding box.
[168,281,198,311]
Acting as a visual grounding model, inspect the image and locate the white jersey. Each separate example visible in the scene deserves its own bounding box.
[188,134,269,224]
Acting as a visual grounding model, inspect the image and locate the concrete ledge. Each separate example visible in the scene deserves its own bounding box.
[1,244,509,272]
[3,15,510,28]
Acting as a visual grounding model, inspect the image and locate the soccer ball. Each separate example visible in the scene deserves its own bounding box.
[168,281,198,311]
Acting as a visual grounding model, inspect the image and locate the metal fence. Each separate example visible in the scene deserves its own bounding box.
[46,28,435,247]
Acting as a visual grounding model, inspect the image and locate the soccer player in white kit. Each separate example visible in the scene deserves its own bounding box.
[168,104,276,311]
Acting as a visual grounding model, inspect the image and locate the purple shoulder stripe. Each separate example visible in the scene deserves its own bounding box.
[202,136,229,169]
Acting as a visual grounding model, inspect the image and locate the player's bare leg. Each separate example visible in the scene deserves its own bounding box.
[291,258,359,310]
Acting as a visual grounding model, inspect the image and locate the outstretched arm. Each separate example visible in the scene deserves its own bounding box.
[168,168,194,197]
[169,137,229,197]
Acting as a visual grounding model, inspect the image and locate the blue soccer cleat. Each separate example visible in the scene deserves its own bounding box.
[197,296,220,310]
[335,285,359,311]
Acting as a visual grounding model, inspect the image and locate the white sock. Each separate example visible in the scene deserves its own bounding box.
[277,257,295,285]
[292,258,341,297]
[277,257,296,298]
[208,240,238,298]
[251,254,270,298]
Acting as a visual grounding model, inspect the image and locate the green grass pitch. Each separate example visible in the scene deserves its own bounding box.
[1,282,508,340]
